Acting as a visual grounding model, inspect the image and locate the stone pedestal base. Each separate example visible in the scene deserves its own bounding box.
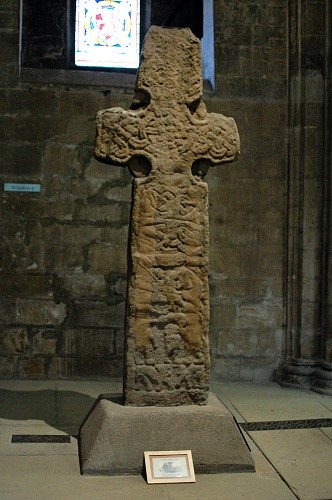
[280,358,317,389]
[281,359,332,395]
[79,392,254,476]
[312,362,332,396]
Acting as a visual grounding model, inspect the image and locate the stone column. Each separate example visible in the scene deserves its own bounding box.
[311,0,332,395]
[281,0,332,394]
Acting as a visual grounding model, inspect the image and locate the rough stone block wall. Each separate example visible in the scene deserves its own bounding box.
[0,85,132,377]
[0,0,134,377]
[206,0,288,381]
[0,0,313,382]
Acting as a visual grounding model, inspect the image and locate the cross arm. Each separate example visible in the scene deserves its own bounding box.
[204,113,240,166]
[95,107,148,166]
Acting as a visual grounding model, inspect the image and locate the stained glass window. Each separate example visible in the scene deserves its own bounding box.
[75,0,140,69]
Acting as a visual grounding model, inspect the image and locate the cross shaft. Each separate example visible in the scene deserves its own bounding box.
[95,27,240,406]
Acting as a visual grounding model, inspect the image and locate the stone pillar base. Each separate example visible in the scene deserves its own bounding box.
[79,392,254,476]
[311,362,332,396]
[280,358,317,389]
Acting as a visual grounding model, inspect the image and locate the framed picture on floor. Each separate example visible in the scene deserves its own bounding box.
[144,450,196,484]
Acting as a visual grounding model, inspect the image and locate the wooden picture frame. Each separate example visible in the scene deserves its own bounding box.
[144,450,196,484]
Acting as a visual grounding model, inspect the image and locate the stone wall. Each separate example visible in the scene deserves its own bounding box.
[0,0,329,383]
[0,80,133,377]
[207,0,288,380]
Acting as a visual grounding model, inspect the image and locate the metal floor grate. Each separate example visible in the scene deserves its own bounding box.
[11,435,72,443]
[240,418,332,432]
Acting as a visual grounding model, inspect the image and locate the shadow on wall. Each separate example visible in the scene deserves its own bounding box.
[0,389,98,435]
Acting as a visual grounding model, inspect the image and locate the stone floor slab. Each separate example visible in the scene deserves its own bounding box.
[0,380,58,390]
[0,380,331,499]
[54,379,123,397]
[0,388,57,426]
[165,472,298,500]
[0,454,298,500]
[248,428,332,500]
[318,396,332,411]
[320,426,332,440]
[0,455,170,500]
[242,433,275,474]
[215,382,332,422]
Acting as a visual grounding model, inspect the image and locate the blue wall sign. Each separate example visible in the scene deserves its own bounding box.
[4,183,41,193]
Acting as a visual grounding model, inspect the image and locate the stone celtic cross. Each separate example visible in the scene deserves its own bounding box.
[95,27,240,406]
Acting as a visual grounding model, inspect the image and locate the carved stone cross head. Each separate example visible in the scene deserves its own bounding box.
[95,26,239,179]
[95,27,240,406]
